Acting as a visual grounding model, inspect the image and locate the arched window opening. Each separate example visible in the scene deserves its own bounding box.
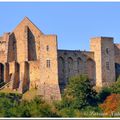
[77,57,83,74]
[86,58,95,80]
[58,56,65,92]
[67,57,73,77]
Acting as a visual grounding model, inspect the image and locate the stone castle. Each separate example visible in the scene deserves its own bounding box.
[0,17,120,101]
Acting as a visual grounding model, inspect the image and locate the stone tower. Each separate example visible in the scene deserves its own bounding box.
[38,35,61,100]
[90,37,115,88]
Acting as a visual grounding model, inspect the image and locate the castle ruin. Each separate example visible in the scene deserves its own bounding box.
[0,17,119,100]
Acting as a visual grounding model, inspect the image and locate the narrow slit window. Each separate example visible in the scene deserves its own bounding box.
[46,45,49,51]
[106,48,109,54]
[106,62,110,70]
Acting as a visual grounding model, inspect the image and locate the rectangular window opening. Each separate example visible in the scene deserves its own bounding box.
[46,60,51,68]
[106,62,110,70]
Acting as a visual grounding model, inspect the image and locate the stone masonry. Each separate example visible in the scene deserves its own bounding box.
[0,17,119,100]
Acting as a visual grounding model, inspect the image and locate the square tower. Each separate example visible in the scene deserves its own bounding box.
[38,35,61,101]
[90,37,115,88]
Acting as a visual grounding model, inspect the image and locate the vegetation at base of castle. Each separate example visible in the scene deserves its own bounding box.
[0,75,120,117]
[54,75,102,117]
[58,75,97,109]
[0,93,59,117]
[54,75,120,117]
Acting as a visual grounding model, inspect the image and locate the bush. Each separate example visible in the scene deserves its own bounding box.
[97,87,112,103]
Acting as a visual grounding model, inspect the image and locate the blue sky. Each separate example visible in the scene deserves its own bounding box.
[0,2,120,50]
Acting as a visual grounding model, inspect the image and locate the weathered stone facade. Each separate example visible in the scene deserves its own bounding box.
[0,17,61,101]
[0,17,119,100]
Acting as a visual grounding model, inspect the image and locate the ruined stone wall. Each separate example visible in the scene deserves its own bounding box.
[7,17,43,63]
[58,50,95,91]
[90,37,115,88]
[0,33,9,63]
[7,33,16,62]
[28,60,40,89]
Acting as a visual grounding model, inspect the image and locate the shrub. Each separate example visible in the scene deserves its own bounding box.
[97,87,112,103]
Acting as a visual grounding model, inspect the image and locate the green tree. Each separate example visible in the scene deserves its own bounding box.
[62,75,97,109]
